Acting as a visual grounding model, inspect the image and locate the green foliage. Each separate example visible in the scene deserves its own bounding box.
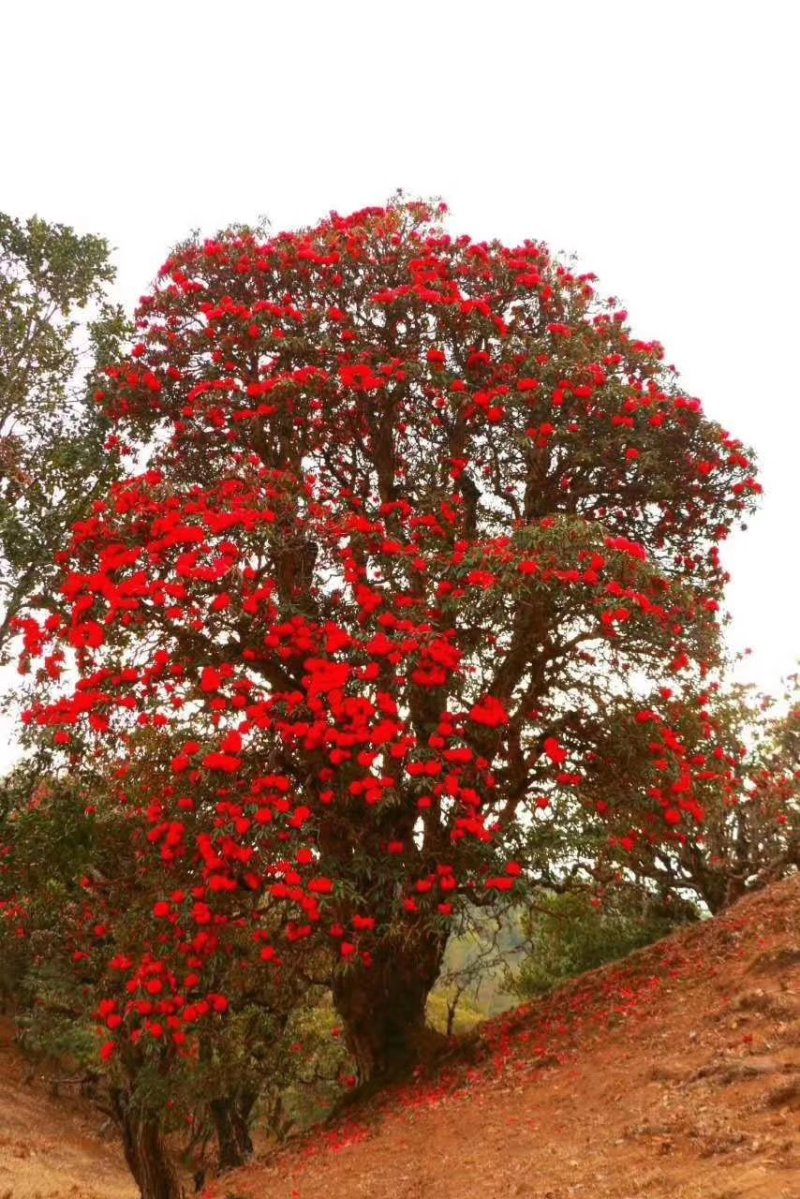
[0,211,129,660]
[425,905,527,1035]
[0,763,134,1026]
[507,889,698,1000]
[267,996,350,1134]
[426,988,485,1035]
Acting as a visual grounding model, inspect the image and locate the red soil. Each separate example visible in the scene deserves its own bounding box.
[3,875,800,1198]
[221,876,800,1199]
[0,1016,135,1198]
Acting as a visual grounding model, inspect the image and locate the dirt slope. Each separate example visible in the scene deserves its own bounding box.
[0,1017,135,1199]
[2,877,799,1199]
[220,876,800,1199]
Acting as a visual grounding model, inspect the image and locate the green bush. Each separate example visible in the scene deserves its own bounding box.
[508,889,699,1000]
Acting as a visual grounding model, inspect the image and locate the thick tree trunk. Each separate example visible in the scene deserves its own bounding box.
[111,1088,183,1199]
[332,928,448,1085]
[209,1093,255,1171]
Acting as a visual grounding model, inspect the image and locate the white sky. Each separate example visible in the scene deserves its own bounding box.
[1,0,798,741]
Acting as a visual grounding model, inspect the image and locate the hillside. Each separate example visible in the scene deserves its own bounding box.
[0,1017,135,1198]
[221,876,800,1199]
[2,876,800,1199]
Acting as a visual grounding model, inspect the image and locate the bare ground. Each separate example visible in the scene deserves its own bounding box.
[221,876,800,1199]
[3,875,800,1199]
[0,1017,135,1199]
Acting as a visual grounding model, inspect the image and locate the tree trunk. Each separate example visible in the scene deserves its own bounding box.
[209,1093,255,1172]
[111,1088,183,1199]
[332,928,448,1085]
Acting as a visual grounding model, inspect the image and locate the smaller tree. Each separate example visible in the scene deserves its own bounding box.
[0,211,127,659]
[573,674,800,913]
[0,760,336,1198]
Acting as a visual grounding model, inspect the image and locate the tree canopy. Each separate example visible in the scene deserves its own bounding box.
[20,200,764,1086]
[0,211,127,658]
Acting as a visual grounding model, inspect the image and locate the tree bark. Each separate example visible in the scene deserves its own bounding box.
[332,928,448,1085]
[110,1088,183,1199]
[209,1093,255,1171]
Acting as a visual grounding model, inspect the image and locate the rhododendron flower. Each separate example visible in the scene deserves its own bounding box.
[486,877,515,892]
[339,364,382,391]
[543,737,567,766]
[200,666,222,692]
[203,753,242,773]
[469,696,510,727]
[605,536,648,561]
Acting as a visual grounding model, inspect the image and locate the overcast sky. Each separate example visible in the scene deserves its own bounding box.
[2,0,798,714]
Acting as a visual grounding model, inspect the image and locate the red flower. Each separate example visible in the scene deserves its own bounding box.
[339,364,382,391]
[469,696,509,728]
[543,737,567,766]
[486,877,515,892]
[200,666,222,693]
[203,753,242,773]
[605,536,648,562]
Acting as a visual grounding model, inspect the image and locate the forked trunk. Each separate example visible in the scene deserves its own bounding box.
[209,1093,256,1171]
[111,1088,183,1199]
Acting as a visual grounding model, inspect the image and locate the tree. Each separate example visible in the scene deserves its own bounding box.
[24,199,759,1086]
[578,674,800,913]
[0,756,336,1198]
[0,211,127,659]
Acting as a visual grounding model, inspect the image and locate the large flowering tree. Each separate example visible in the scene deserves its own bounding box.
[23,200,759,1087]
